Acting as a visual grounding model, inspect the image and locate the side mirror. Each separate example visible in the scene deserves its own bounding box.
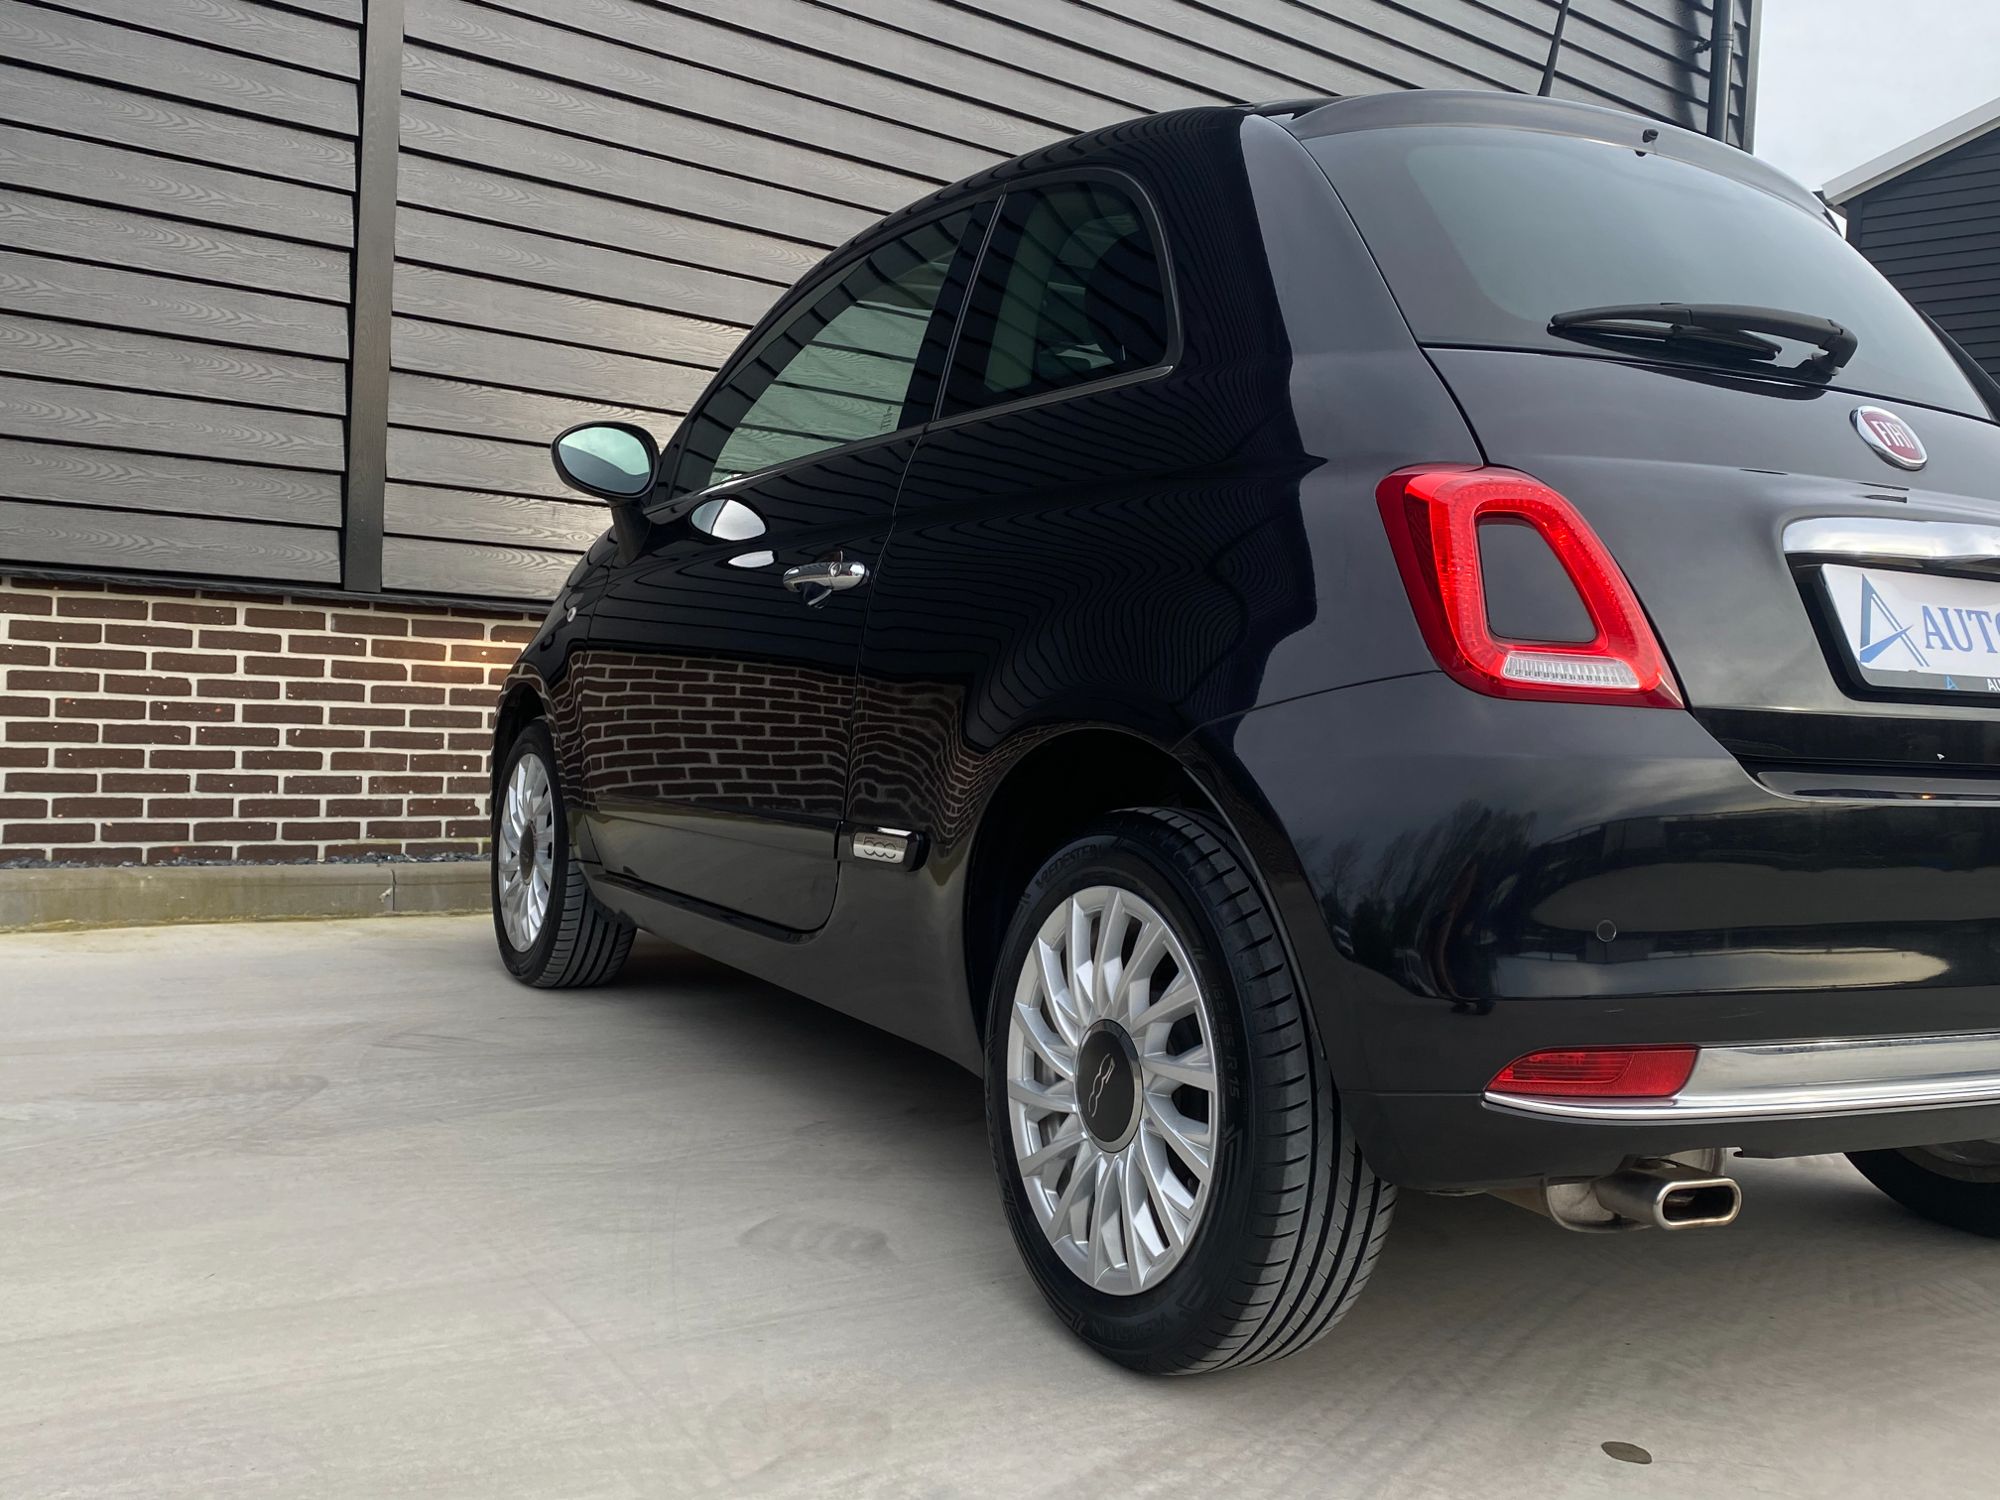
[551,421,658,502]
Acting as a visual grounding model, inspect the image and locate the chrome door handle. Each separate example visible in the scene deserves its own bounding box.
[782,559,869,606]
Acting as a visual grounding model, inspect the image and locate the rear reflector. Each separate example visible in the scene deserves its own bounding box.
[1377,466,1683,708]
[1489,1046,1699,1099]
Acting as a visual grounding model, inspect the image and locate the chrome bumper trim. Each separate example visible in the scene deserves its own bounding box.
[1486,1031,2000,1123]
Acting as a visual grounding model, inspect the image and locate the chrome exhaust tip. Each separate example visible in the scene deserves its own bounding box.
[1488,1154,1742,1232]
[1593,1161,1742,1230]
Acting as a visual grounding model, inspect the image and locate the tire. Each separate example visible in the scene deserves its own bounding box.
[984,806,1394,1373]
[1849,1143,2000,1237]
[491,720,634,989]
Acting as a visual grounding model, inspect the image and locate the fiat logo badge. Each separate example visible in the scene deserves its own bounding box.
[1852,405,1926,470]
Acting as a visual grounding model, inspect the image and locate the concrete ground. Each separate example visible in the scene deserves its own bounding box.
[2,918,1995,1500]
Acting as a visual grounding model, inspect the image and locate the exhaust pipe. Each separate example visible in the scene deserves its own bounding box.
[1491,1154,1742,1233]
[1594,1161,1742,1230]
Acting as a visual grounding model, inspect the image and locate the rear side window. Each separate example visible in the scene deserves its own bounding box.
[1308,126,1988,418]
[945,179,1170,415]
[671,209,974,497]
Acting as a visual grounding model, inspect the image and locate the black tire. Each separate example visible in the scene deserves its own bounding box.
[1849,1145,2000,1237]
[491,720,634,989]
[984,806,1394,1374]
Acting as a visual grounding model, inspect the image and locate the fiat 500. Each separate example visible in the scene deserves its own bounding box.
[489,91,2000,1373]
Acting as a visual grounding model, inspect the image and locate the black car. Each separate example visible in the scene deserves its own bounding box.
[490,90,2000,1373]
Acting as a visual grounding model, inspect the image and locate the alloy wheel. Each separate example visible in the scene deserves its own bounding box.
[1005,884,1220,1296]
[496,750,556,950]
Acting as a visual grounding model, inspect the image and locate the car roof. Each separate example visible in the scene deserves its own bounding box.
[828,89,1827,278]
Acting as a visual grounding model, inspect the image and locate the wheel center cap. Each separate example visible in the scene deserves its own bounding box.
[1077,1023,1140,1151]
[519,823,538,874]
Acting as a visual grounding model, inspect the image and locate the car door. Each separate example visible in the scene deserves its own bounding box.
[573,205,984,931]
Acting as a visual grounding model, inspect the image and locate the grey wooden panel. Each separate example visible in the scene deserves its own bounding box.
[0,375,344,470]
[0,190,351,303]
[0,437,341,524]
[396,208,777,329]
[405,0,985,182]
[0,314,347,415]
[0,252,348,358]
[388,371,677,444]
[270,0,361,22]
[400,95,873,247]
[941,0,1334,103]
[390,317,709,410]
[788,0,1224,116]
[384,482,606,550]
[397,154,822,289]
[0,126,352,248]
[70,0,360,77]
[399,44,934,215]
[474,0,1080,154]
[0,61,354,189]
[382,534,580,599]
[393,264,744,370]
[0,1,355,135]
[386,425,580,500]
[0,496,339,581]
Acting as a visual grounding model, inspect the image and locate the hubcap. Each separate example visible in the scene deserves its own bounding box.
[496,751,556,950]
[1005,885,1220,1296]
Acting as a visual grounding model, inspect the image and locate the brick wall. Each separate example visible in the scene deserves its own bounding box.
[0,577,536,867]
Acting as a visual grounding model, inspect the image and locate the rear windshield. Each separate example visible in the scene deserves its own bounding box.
[1306,126,1989,419]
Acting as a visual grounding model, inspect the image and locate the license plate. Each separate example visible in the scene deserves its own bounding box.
[1822,564,2000,697]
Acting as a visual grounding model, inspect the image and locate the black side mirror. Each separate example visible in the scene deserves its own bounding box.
[551,421,659,502]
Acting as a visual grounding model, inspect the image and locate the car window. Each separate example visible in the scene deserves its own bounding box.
[1307,126,1988,418]
[944,180,1170,416]
[670,209,975,498]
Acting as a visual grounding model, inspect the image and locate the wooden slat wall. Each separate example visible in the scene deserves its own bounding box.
[0,0,358,583]
[0,0,1754,600]
[1849,126,2000,382]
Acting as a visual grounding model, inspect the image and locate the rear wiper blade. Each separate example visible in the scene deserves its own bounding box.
[1548,303,1859,378]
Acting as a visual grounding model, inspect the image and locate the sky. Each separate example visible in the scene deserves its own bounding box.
[1752,0,2000,194]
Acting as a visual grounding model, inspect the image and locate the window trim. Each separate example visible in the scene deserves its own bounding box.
[649,200,991,516]
[930,165,1183,432]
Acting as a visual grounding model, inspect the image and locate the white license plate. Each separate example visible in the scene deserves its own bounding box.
[1822,564,2000,697]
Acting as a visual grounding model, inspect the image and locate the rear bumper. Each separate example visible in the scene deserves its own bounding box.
[1210,673,2000,1189]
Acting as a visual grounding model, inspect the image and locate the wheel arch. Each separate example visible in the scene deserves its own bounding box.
[491,678,548,796]
[961,727,1222,1043]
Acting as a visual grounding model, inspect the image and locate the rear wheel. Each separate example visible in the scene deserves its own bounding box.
[1850,1142,2000,1237]
[492,721,634,988]
[984,807,1393,1373]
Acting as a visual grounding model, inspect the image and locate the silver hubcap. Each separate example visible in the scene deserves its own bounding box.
[496,751,555,950]
[1006,885,1220,1296]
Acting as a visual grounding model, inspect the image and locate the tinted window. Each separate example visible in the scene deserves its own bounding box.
[945,180,1169,415]
[672,210,973,497]
[1308,127,1986,417]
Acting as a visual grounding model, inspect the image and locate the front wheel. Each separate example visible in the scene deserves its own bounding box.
[985,807,1394,1373]
[491,721,634,988]
[1850,1142,2000,1237]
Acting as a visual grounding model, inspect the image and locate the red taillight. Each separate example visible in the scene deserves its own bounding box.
[1489,1046,1699,1099]
[1376,466,1683,708]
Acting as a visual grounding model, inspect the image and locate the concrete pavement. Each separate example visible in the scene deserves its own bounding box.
[2,915,1995,1499]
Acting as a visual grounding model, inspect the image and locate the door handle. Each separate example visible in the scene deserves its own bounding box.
[782,558,869,606]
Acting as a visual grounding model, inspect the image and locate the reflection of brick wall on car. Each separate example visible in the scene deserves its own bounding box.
[569,651,849,818]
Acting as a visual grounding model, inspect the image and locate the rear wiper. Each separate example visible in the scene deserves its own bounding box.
[1548,303,1859,379]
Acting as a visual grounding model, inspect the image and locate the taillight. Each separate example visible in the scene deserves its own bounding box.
[1489,1046,1699,1099]
[1376,467,1683,708]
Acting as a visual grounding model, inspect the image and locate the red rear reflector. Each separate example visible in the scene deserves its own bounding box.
[1377,466,1683,708]
[1489,1046,1699,1099]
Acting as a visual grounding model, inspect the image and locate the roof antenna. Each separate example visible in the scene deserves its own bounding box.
[1538,0,1574,97]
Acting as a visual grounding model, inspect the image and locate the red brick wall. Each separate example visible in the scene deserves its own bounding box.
[0,576,535,866]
